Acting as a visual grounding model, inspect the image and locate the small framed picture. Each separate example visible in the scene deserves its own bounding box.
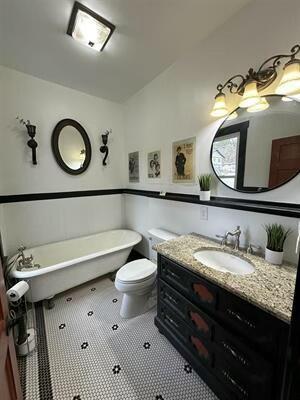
[128,151,139,182]
[147,150,161,179]
[172,137,196,183]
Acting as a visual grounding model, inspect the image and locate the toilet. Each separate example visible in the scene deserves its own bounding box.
[115,228,178,318]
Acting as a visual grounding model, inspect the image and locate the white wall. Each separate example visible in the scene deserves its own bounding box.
[124,195,299,264]
[0,67,126,256]
[0,66,126,195]
[124,0,300,203]
[123,0,300,263]
[2,195,125,256]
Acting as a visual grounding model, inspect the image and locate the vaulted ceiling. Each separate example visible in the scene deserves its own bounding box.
[0,0,251,102]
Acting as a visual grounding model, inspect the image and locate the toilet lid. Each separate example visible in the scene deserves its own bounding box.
[116,259,157,283]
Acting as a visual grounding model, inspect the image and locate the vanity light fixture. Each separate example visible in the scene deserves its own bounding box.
[282,96,294,102]
[227,111,238,120]
[67,1,115,52]
[210,92,229,117]
[210,44,300,117]
[247,97,269,113]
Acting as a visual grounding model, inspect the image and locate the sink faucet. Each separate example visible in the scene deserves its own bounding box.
[216,226,242,250]
[18,245,34,268]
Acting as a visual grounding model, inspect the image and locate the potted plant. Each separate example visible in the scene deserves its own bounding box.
[198,174,212,201]
[264,223,291,265]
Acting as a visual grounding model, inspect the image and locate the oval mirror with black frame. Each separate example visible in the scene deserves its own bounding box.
[52,119,92,175]
[210,94,300,193]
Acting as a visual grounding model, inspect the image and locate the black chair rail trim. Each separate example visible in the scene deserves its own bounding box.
[0,188,299,218]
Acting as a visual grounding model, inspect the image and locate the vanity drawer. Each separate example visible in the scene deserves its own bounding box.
[214,327,272,377]
[159,279,272,377]
[159,256,218,311]
[214,356,271,400]
[159,279,214,340]
[157,301,189,343]
[157,302,213,367]
[217,290,284,356]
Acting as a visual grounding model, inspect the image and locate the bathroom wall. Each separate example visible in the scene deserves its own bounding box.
[2,195,124,255]
[0,66,125,195]
[123,0,300,262]
[124,195,299,264]
[0,66,126,255]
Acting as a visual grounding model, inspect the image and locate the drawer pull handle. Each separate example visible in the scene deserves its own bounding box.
[226,308,256,329]
[190,311,209,334]
[166,269,181,281]
[193,283,214,303]
[221,341,249,367]
[165,292,178,305]
[221,369,249,398]
[165,314,179,328]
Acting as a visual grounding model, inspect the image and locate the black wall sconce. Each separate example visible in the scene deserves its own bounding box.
[100,129,111,166]
[16,116,38,165]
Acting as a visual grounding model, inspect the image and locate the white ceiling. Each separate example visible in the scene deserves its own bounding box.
[0,0,251,103]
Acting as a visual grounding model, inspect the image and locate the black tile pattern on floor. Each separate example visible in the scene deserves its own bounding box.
[17,353,27,400]
[184,364,193,374]
[21,278,219,400]
[35,301,53,400]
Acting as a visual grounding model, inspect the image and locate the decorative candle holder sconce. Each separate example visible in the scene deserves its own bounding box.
[99,129,111,166]
[16,117,38,165]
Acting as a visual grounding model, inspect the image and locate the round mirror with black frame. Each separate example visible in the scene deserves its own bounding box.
[52,119,92,175]
[210,94,300,193]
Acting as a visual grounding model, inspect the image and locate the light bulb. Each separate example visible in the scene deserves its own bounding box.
[275,59,300,95]
[239,81,261,108]
[247,97,269,113]
[210,93,228,117]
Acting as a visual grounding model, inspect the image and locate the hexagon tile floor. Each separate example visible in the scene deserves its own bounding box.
[18,277,219,400]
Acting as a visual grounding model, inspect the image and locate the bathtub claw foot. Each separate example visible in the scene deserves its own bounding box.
[46,298,55,310]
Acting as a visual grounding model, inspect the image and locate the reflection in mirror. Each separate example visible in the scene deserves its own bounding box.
[58,126,86,170]
[211,95,300,193]
[52,119,92,175]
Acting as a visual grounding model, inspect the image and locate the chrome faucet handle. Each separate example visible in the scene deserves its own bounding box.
[18,245,26,252]
[247,244,261,255]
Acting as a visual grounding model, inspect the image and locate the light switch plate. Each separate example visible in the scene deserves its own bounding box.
[200,206,208,220]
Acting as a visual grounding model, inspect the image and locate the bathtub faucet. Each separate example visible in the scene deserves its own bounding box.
[18,245,34,268]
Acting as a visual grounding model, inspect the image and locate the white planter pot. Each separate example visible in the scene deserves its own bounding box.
[199,190,211,201]
[265,248,283,265]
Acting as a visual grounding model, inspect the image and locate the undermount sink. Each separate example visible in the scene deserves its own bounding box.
[193,249,254,275]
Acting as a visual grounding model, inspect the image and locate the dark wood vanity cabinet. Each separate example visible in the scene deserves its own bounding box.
[155,254,289,400]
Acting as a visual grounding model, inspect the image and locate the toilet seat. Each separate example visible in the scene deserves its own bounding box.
[116,259,156,284]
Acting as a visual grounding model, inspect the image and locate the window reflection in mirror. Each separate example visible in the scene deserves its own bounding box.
[211,95,300,193]
[58,126,86,170]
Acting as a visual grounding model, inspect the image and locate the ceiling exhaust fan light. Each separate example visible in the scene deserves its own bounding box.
[67,2,115,52]
[210,93,228,117]
[247,97,269,113]
[239,81,261,108]
[275,59,300,95]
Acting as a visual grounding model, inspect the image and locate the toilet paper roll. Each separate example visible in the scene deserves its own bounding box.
[7,281,29,302]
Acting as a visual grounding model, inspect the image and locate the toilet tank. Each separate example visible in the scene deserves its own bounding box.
[148,228,179,263]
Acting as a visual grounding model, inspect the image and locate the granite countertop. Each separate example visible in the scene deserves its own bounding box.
[155,233,297,324]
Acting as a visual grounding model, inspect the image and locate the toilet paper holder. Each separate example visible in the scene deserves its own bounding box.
[6,280,37,356]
